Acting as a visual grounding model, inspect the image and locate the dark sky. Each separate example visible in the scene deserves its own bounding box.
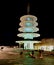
[0,0,54,45]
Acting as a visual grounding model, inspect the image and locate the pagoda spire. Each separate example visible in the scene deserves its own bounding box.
[27,3,30,14]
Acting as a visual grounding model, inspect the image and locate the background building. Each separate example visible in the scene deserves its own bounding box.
[34,38,54,51]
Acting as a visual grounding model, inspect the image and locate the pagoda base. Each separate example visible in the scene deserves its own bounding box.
[16,41,41,50]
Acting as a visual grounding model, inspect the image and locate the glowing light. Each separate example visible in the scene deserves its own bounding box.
[25,22,33,26]
[16,41,41,43]
[17,33,40,39]
[20,15,37,21]
[24,28,33,32]
[19,21,38,27]
[35,45,54,51]
[16,41,41,49]
[18,27,39,32]
[26,17,33,21]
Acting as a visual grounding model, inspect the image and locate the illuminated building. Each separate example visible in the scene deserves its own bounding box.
[34,38,54,51]
[16,4,41,50]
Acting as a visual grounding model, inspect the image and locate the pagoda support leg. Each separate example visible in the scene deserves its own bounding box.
[24,42,34,50]
[19,43,21,48]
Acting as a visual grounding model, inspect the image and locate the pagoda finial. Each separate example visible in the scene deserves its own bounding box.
[27,3,30,14]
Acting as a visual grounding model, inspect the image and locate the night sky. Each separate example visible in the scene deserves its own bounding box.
[0,0,54,45]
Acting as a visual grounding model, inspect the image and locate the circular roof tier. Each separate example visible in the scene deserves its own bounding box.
[20,15,37,22]
[16,41,41,44]
[17,33,40,39]
[19,21,38,27]
[18,27,39,32]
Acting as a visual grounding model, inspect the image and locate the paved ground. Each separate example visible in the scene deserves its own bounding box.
[0,48,54,65]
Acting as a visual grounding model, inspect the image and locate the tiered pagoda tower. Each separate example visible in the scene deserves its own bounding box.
[16,4,41,50]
